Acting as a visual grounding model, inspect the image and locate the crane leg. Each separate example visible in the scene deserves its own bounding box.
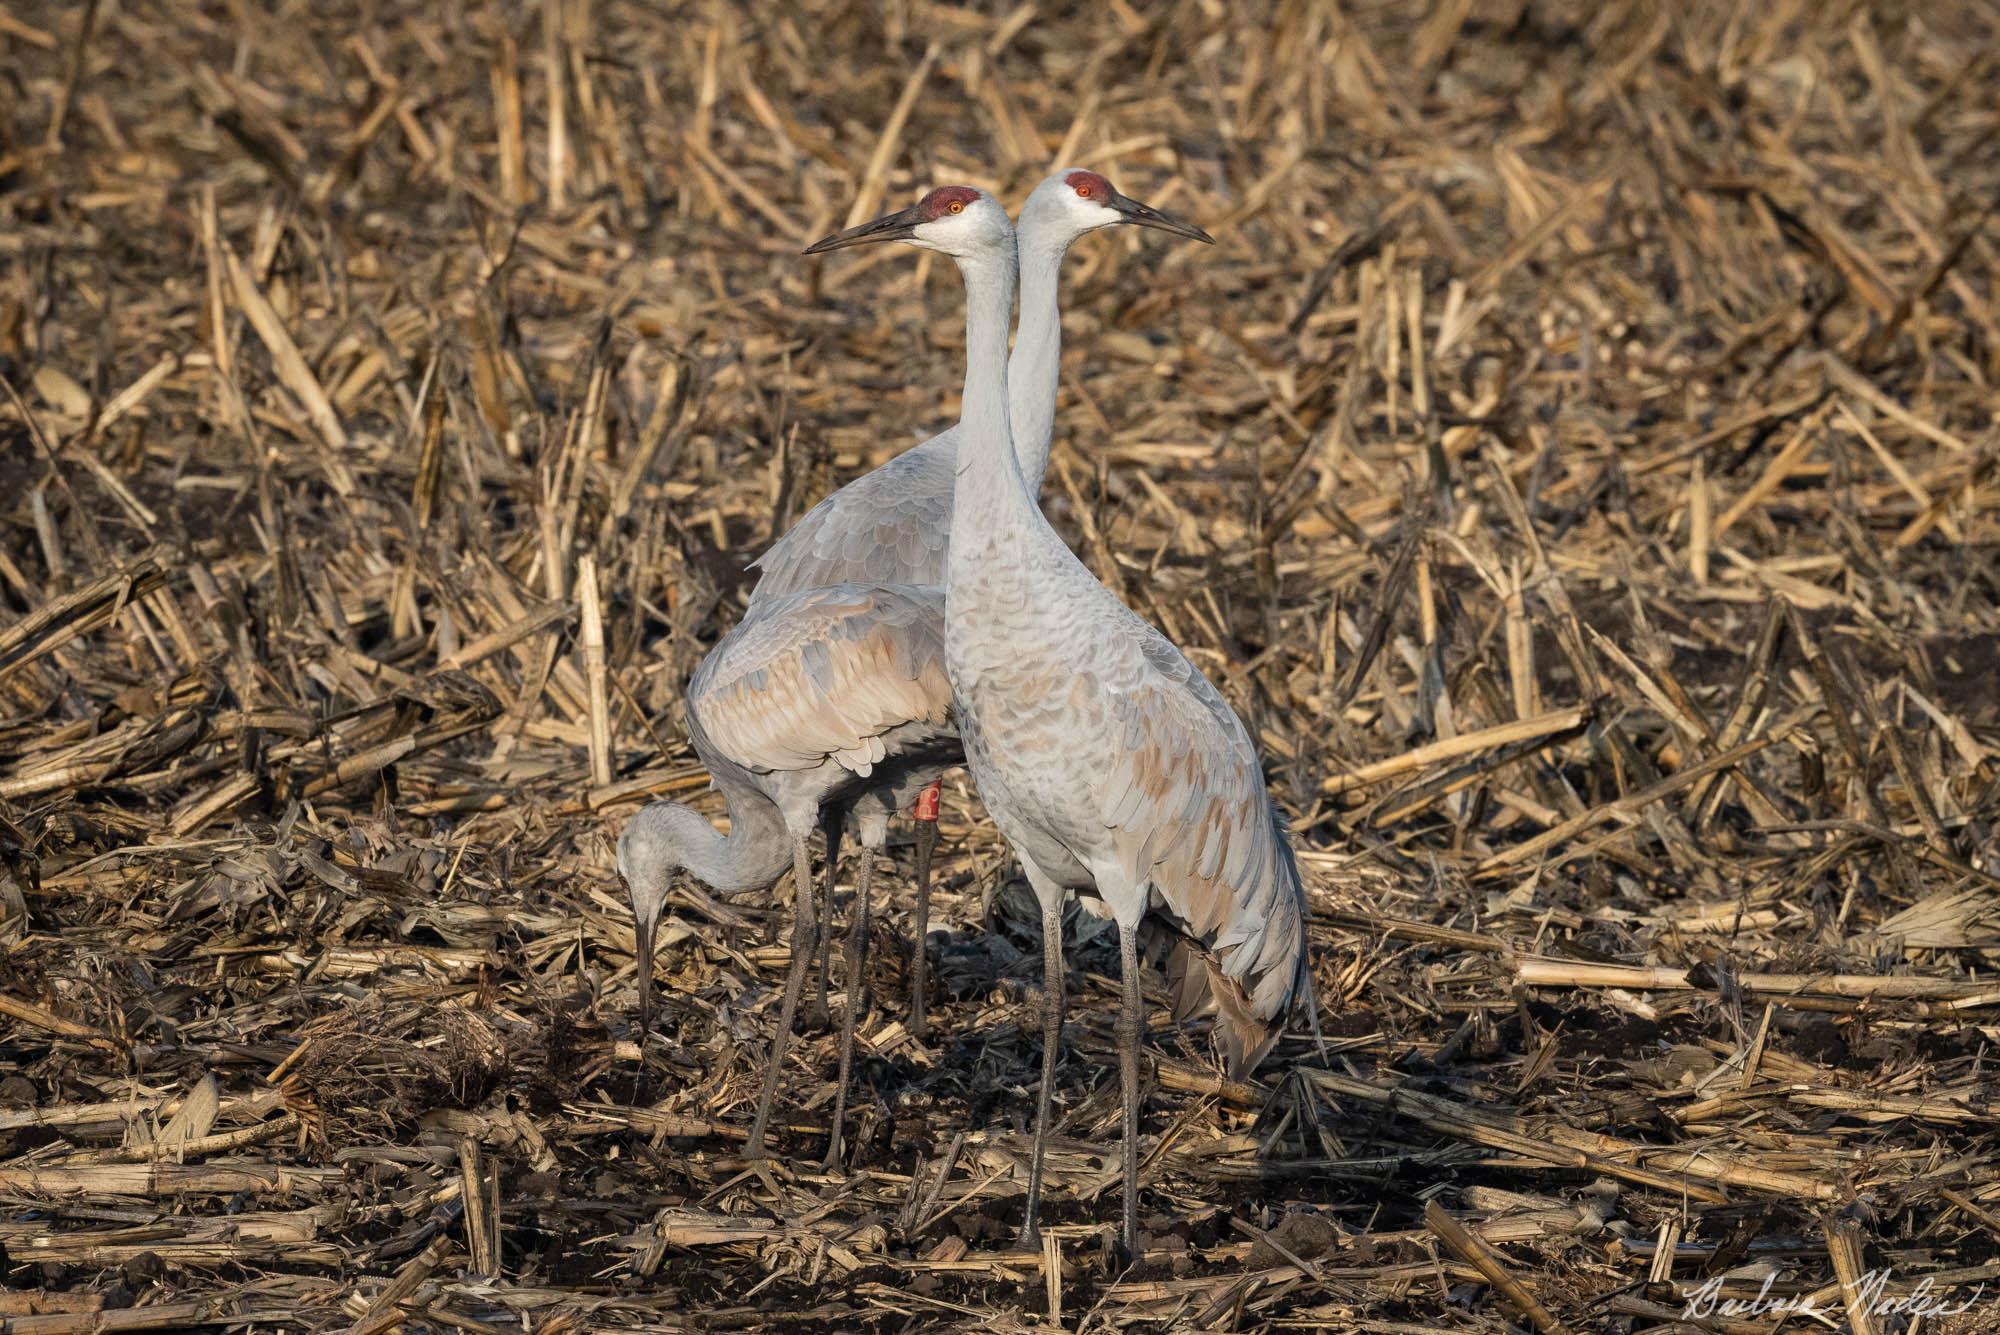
[1115,915,1145,1259]
[808,808,842,1032]
[1017,893,1065,1250]
[908,780,941,1040]
[825,846,874,1171]
[746,834,817,1157]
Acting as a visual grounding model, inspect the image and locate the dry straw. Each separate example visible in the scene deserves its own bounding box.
[0,0,1996,1329]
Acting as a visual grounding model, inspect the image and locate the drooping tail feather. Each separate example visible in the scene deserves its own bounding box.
[1139,918,1290,1078]
[1137,810,1320,1078]
[1138,919,1213,1025]
[1205,953,1283,1080]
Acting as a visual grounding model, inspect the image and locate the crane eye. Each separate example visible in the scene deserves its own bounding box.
[1076,185,1092,198]
[949,201,964,214]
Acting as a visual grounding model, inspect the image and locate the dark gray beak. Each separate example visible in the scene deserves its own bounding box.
[634,905,657,1046]
[1109,190,1214,244]
[804,202,928,254]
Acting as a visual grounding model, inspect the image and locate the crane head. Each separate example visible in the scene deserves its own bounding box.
[1024,169,1214,245]
[617,802,696,1044]
[804,186,1013,260]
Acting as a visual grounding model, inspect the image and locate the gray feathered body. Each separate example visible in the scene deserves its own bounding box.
[688,583,962,843]
[946,510,1308,1075]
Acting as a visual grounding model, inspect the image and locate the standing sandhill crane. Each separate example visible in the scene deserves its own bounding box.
[617,581,958,1166]
[808,186,1312,1253]
[770,170,1212,1037]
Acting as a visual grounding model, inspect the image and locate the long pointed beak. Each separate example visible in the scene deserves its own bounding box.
[804,203,928,255]
[1109,192,1214,244]
[634,905,658,1047]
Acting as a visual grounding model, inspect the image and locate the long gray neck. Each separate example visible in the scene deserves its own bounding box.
[950,243,1035,546]
[1005,221,1066,495]
[680,775,793,893]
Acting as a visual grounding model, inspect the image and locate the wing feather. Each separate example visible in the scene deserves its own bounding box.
[747,435,957,604]
[690,584,954,780]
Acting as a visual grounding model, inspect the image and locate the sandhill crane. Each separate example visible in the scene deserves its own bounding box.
[808,185,1313,1253]
[617,581,958,1166]
[771,169,1212,1037]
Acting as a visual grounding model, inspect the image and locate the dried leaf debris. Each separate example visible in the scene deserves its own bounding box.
[1,0,1998,1330]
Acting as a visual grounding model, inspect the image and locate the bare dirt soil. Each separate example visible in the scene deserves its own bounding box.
[2,0,1998,1330]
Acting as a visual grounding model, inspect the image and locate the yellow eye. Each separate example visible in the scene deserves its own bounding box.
[949,201,964,214]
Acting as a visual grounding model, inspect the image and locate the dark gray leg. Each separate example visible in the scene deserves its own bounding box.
[909,802,939,1040]
[1116,916,1144,1257]
[1018,895,1065,1249]
[808,808,842,1031]
[825,847,874,1171]
[746,834,817,1157]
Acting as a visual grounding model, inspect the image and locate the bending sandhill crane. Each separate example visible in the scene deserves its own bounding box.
[617,582,958,1166]
[807,186,1312,1253]
[773,169,1212,1036]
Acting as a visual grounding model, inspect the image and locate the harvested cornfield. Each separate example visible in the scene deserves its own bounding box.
[2,0,1998,1330]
